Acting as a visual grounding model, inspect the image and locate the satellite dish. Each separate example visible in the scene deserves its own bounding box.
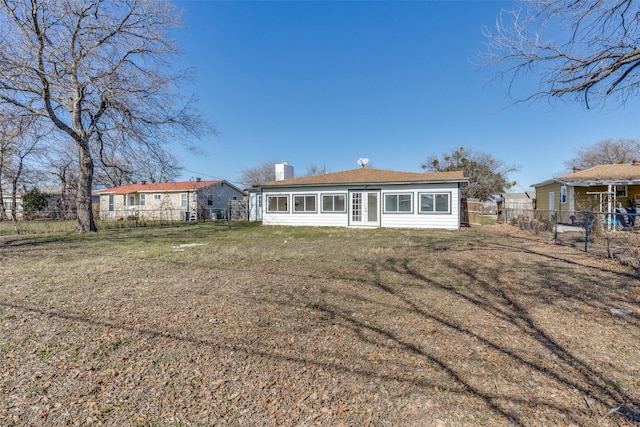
[357,158,370,168]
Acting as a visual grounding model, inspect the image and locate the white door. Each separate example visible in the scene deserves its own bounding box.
[350,191,380,227]
[549,191,555,213]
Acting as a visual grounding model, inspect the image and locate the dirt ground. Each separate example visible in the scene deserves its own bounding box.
[0,223,639,426]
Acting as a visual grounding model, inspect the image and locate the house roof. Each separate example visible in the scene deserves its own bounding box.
[99,180,223,194]
[533,163,640,187]
[256,168,467,188]
[502,191,535,201]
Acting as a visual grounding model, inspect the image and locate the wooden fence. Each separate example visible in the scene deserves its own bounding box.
[461,198,482,226]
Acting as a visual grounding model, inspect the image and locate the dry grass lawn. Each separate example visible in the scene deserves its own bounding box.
[1,222,639,426]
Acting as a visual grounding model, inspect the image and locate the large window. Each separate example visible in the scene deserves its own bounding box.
[419,192,451,214]
[384,193,413,213]
[322,194,346,212]
[267,195,288,212]
[108,194,114,212]
[294,195,316,213]
[181,193,187,208]
[140,194,146,206]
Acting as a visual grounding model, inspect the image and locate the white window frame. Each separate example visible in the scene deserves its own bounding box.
[321,194,347,213]
[181,193,188,208]
[293,194,317,213]
[139,194,146,206]
[154,194,161,201]
[267,195,289,213]
[615,185,628,198]
[108,194,115,212]
[419,192,451,214]
[384,193,413,213]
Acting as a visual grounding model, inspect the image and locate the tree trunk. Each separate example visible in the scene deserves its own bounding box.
[0,147,7,221]
[76,142,97,232]
[0,200,8,221]
[10,190,17,220]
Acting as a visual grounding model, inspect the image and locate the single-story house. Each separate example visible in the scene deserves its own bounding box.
[1,185,72,221]
[248,167,468,229]
[99,179,246,221]
[532,161,640,224]
[0,192,23,220]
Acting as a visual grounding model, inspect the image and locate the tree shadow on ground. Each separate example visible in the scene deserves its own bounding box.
[285,237,639,425]
[2,228,639,425]
[255,233,640,424]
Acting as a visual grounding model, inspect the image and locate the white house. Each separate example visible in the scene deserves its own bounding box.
[99,179,246,221]
[248,167,468,229]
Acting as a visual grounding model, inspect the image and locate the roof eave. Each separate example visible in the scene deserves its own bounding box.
[255,178,469,189]
[566,180,640,186]
[531,178,567,187]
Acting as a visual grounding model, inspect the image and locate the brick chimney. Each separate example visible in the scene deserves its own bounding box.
[632,159,640,166]
[572,166,581,173]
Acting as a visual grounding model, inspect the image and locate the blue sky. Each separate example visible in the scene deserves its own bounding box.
[172,0,640,191]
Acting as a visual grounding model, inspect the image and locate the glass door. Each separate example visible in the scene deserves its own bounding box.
[350,191,380,227]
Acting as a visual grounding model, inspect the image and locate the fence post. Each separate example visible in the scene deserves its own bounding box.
[584,211,589,252]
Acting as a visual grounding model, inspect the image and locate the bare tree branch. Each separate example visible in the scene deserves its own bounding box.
[482,0,640,108]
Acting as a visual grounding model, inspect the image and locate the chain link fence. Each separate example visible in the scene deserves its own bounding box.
[500,207,640,270]
[0,201,251,235]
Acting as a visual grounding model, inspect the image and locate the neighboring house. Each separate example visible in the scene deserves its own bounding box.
[0,192,23,220]
[495,190,536,224]
[1,186,68,220]
[502,191,536,211]
[532,161,640,223]
[498,190,536,213]
[248,167,468,229]
[99,179,246,221]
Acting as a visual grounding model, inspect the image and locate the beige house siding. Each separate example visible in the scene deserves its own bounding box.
[1,198,23,220]
[573,185,640,210]
[100,190,204,221]
[99,181,246,221]
[536,184,640,212]
[533,182,558,212]
[534,180,640,222]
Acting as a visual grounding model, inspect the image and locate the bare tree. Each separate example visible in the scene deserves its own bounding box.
[239,160,277,188]
[0,109,45,223]
[93,142,181,188]
[42,140,79,219]
[303,163,328,176]
[564,138,640,170]
[483,0,640,108]
[0,0,207,232]
[422,146,518,201]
